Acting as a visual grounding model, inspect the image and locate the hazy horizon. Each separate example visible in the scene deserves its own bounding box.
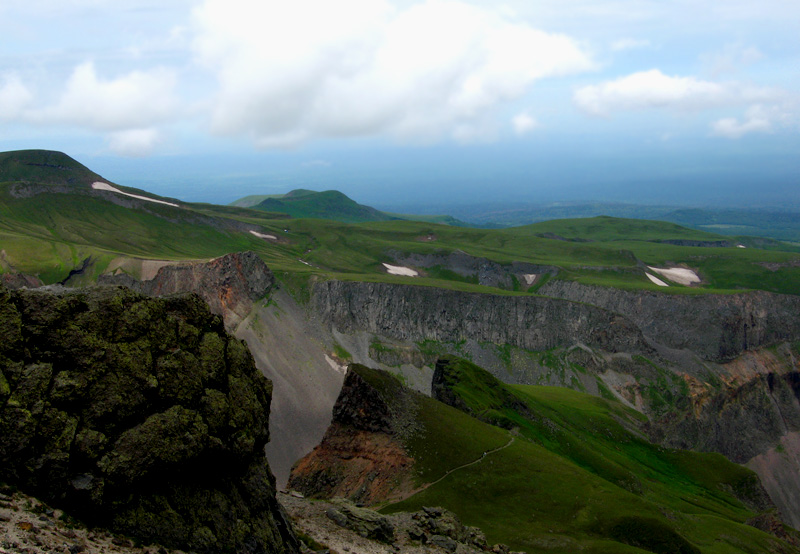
[2,1,798,210]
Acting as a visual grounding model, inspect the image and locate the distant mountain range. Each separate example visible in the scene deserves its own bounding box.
[232,189,477,226]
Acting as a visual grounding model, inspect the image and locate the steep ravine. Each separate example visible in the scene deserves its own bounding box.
[310,278,800,529]
[89,260,800,528]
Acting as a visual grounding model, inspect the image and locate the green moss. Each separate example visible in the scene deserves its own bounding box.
[0,370,10,400]
[333,342,352,361]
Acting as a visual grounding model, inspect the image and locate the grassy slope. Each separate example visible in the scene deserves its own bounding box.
[383,359,793,554]
[2,151,800,295]
[5,189,800,295]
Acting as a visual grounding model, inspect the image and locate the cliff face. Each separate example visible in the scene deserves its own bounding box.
[311,280,650,355]
[539,280,800,362]
[99,251,274,328]
[288,365,419,505]
[0,284,299,554]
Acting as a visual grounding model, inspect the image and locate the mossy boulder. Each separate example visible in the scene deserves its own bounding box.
[0,283,299,554]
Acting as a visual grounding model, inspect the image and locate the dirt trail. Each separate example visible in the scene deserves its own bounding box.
[425,436,515,489]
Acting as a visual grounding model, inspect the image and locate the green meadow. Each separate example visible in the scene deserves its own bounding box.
[380,358,794,553]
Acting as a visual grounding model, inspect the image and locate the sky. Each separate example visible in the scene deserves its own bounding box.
[1,0,798,209]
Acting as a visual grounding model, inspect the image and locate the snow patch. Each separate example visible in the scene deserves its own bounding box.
[92,182,179,208]
[383,263,418,277]
[647,266,700,286]
[737,244,746,248]
[646,273,669,287]
[249,230,277,240]
[523,274,538,285]
[324,354,348,375]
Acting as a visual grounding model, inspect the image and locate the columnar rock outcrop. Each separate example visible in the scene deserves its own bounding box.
[311,280,651,355]
[0,283,299,554]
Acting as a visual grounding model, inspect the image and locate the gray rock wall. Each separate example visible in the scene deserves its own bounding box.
[311,280,650,355]
[539,280,800,361]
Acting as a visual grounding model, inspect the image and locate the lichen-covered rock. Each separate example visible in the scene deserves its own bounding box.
[0,283,299,554]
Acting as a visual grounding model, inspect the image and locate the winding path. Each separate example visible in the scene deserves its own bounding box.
[425,436,516,489]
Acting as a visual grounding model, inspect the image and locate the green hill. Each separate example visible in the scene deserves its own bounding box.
[344,361,797,553]
[0,149,103,187]
[512,215,735,244]
[250,189,397,223]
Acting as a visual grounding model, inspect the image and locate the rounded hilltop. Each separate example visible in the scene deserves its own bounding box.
[0,149,103,188]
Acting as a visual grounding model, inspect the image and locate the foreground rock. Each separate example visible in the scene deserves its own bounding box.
[0,284,299,554]
[280,493,521,554]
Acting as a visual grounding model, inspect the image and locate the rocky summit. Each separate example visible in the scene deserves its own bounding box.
[0,283,299,554]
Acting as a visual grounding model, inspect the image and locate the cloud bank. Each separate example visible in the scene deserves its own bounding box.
[574,70,734,115]
[192,0,594,147]
[573,69,795,138]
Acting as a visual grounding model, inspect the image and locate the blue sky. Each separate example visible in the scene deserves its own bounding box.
[1,0,798,208]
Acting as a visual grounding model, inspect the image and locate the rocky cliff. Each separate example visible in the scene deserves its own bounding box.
[0,283,299,554]
[99,251,274,328]
[288,364,420,505]
[539,280,800,362]
[311,280,651,355]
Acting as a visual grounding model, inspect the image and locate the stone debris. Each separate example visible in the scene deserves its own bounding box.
[281,493,525,554]
[0,488,185,554]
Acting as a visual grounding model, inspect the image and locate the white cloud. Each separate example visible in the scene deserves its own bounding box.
[610,38,650,52]
[709,104,793,139]
[107,128,162,156]
[573,69,781,116]
[0,74,33,121]
[36,62,179,131]
[191,0,594,147]
[512,112,540,135]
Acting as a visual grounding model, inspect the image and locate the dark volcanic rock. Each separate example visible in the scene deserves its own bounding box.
[99,251,274,327]
[0,283,299,554]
